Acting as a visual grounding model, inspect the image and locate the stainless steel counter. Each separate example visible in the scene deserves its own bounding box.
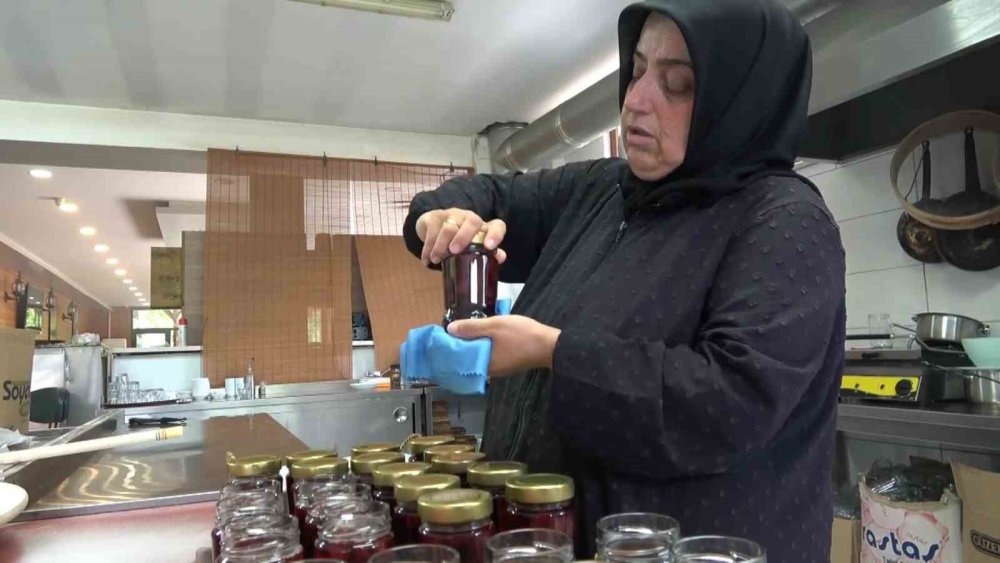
[8,412,306,521]
[837,401,1000,454]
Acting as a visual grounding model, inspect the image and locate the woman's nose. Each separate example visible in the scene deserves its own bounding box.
[623,74,655,114]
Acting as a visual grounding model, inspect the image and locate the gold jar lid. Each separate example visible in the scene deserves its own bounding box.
[351,442,400,458]
[226,454,282,477]
[393,473,460,503]
[290,457,349,479]
[371,462,431,488]
[430,452,487,475]
[467,461,527,488]
[404,435,455,455]
[351,452,404,475]
[417,488,492,524]
[471,231,487,245]
[423,444,475,464]
[506,473,574,504]
[285,449,338,465]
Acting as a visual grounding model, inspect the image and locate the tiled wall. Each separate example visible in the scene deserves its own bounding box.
[802,129,1000,342]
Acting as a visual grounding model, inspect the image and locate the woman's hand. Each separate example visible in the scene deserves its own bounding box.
[447,315,561,377]
[415,208,508,266]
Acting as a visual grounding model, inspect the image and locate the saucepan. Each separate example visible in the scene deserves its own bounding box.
[898,313,991,348]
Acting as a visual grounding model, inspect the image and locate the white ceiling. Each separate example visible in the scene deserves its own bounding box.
[0,163,204,307]
[0,0,632,135]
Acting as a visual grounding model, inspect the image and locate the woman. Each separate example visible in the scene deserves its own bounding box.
[403,0,845,559]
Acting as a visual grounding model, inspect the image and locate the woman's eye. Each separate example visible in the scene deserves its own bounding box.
[662,68,693,95]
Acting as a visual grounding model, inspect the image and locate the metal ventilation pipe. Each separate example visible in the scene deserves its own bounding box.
[492,0,846,172]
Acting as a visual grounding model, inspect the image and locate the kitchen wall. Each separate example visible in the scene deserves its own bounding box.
[802,129,1000,340]
[0,236,108,338]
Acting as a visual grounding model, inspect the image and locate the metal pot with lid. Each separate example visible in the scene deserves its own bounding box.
[912,312,990,346]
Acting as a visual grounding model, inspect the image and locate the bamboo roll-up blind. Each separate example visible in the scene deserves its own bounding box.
[204,149,353,384]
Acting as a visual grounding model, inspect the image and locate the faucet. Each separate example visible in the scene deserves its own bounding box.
[244,357,255,400]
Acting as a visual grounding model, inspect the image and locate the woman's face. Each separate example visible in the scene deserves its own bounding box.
[621,13,695,181]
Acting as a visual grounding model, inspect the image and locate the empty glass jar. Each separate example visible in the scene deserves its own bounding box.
[596,513,680,560]
[467,461,527,530]
[418,489,495,563]
[304,497,389,558]
[288,456,348,514]
[369,544,460,563]
[486,528,574,563]
[671,536,766,563]
[500,474,575,539]
[218,526,304,563]
[392,474,461,546]
[372,462,432,512]
[286,450,340,510]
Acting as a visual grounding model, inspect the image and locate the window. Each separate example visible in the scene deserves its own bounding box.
[132,308,182,348]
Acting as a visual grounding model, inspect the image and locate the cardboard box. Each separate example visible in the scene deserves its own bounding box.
[860,477,962,562]
[0,327,35,433]
[954,463,1000,562]
[832,517,862,563]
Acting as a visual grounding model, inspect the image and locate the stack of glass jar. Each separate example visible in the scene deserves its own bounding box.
[214,454,296,562]
[284,449,339,509]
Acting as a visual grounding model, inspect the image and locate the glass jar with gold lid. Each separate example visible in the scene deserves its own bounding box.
[430,452,487,487]
[352,442,400,458]
[284,451,340,511]
[352,452,405,486]
[422,444,475,464]
[403,435,455,462]
[467,461,526,528]
[500,474,575,539]
[392,474,460,546]
[226,454,284,508]
[371,462,431,512]
[289,457,350,516]
[417,488,494,563]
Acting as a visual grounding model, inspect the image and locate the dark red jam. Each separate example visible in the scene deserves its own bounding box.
[499,500,575,539]
[314,514,393,563]
[391,501,423,546]
[417,520,494,563]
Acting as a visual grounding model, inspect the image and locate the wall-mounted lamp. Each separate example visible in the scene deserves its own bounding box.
[63,301,78,321]
[3,271,27,303]
[42,289,57,312]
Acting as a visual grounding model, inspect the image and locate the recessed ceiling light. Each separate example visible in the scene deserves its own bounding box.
[30,169,52,179]
[57,198,78,213]
[114,269,127,276]
[94,244,109,253]
[138,298,147,303]
[105,258,119,265]
[122,279,133,284]
[80,226,96,236]
[128,286,137,291]
[134,292,144,297]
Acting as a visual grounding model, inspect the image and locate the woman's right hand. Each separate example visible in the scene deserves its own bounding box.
[415,208,507,266]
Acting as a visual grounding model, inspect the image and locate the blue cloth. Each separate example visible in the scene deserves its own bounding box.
[399,299,512,395]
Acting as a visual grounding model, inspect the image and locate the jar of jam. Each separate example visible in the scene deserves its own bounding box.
[417,488,494,563]
[351,442,400,458]
[286,450,339,510]
[371,462,431,512]
[304,498,390,558]
[228,454,284,503]
[212,502,286,560]
[500,474,575,539]
[442,230,499,328]
[289,457,349,514]
[466,461,526,529]
[352,452,404,486]
[422,444,474,465]
[295,481,371,529]
[430,452,487,487]
[392,474,460,546]
[403,436,455,462]
[314,514,394,563]
[219,526,304,563]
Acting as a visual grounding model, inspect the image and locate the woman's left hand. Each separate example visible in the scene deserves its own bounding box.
[446,315,561,377]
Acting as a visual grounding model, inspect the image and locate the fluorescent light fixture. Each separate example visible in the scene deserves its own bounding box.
[114,269,127,277]
[122,279,133,284]
[288,0,454,21]
[105,258,119,265]
[94,244,109,253]
[80,226,96,236]
[30,169,52,179]
[57,198,78,213]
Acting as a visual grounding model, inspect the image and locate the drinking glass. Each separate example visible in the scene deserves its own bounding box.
[867,313,893,349]
[128,382,141,404]
[369,545,460,563]
[596,513,680,560]
[486,529,574,563]
[671,536,766,563]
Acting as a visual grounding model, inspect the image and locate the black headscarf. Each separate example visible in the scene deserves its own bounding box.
[617,0,813,212]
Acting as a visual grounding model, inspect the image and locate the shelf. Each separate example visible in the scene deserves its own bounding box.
[110,346,203,355]
[837,402,1000,453]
